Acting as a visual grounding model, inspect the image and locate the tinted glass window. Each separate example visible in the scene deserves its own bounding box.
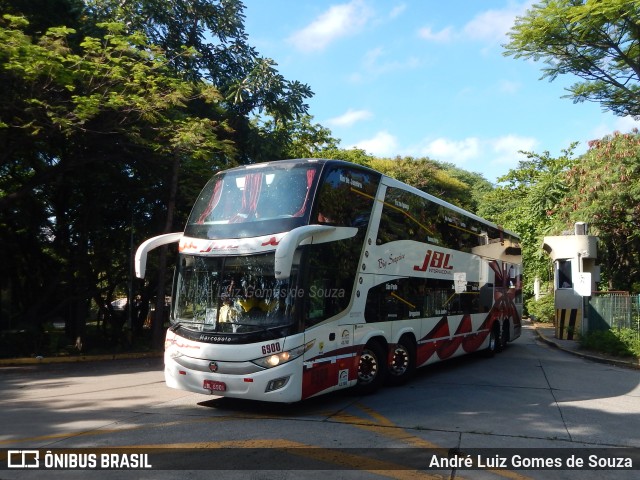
[185,163,319,239]
[377,187,520,258]
[365,277,488,323]
[313,166,378,228]
[302,165,380,328]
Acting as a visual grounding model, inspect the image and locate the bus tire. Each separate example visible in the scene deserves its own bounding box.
[387,336,416,386]
[500,320,510,350]
[354,340,387,394]
[484,326,498,358]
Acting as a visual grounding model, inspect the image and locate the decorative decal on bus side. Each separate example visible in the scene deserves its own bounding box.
[179,234,286,254]
[261,237,280,246]
[413,249,454,274]
[179,238,212,253]
[338,369,349,387]
[377,253,406,269]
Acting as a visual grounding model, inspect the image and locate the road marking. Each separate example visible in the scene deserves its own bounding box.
[3,403,531,479]
[330,403,532,480]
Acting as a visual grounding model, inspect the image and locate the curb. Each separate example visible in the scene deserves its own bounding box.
[0,350,163,367]
[534,327,640,370]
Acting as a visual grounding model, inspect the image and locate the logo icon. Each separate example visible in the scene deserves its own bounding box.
[8,450,40,469]
[208,361,218,372]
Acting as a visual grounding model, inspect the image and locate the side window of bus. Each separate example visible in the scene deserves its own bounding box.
[365,278,484,322]
[377,188,440,245]
[303,241,356,329]
[365,278,425,322]
[303,167,379,329]
[439,211,483,253]
[314,167,378,227]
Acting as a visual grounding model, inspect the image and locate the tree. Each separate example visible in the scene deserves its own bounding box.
[477,146,577,298]
[0,14,234,349]
[249,115,339,162]
[555,131,640,292]
[81,2,316,346]
[504,0,640,117]
[85,0,314,150]
[1,1,316,353]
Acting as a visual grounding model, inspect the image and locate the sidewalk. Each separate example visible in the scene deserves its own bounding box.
[532,322,640,370]
[0,350,162,367]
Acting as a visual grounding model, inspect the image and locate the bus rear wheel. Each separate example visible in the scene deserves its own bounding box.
[387,337,415,386]
[500,320,510,351]
[484,326,498,357]
[355,340,387,394]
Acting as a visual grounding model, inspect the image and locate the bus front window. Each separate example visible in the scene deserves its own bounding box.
[185,163,319,239]
[172,253,300,335]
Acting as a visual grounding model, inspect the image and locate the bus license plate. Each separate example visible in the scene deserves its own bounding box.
[203,380,226,392]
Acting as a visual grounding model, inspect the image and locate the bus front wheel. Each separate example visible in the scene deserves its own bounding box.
[355,340,387,394]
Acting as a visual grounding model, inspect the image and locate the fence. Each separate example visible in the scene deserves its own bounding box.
[587,292,640,337]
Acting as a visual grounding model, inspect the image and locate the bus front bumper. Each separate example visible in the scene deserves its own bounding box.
[164,352,303,403]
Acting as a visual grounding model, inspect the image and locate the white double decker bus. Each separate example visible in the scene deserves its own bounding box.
[136,159,522,402]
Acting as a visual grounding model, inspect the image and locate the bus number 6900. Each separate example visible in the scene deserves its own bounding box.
[262,343,281,355]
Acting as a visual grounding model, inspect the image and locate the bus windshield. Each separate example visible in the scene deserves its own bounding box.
[172,252,300,335]
[185,162,320,239]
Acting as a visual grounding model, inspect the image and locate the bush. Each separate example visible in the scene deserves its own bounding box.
[580,328,640,358]
[526,294,555,323]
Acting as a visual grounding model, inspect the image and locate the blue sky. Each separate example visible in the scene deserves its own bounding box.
[243,0,640,183]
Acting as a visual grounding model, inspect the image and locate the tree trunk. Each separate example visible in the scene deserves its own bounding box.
[153,156,180,349]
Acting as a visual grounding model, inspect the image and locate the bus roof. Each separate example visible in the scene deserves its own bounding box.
[219,158,519,240]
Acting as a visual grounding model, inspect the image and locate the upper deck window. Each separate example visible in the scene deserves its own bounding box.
[313,166,379,228]
[185,163,320,239]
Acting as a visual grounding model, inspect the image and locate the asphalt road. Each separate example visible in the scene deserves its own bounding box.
[1,321,639,480]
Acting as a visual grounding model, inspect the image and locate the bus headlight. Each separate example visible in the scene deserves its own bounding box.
[251,340,315,369]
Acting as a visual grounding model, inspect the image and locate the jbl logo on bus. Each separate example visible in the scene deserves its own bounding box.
[413,249,453,272]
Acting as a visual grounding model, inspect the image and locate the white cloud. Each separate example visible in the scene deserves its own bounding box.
[418,137,481,166]
[351,131,399,156]
[588,115,640,144]
[389,3,407,19]
[418,2,532,45]
[287,0,372,53]
[353,47,420,80]
[463,7,522,43]
[327,109,373,127]
[405,134,536,175]
[488,134,538,166]
[499,79,521,94]
[611,115,640,133]
[418,26,454,43]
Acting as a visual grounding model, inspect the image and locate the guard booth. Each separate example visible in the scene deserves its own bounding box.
[542,222,600,340]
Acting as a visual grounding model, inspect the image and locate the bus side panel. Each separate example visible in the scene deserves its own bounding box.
[301,324,359,400]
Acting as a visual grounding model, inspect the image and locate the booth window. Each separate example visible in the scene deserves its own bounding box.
[557,260,572,289]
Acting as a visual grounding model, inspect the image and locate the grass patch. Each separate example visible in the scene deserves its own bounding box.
[580,328,640,358]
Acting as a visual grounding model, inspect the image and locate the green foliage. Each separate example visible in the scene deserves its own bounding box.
[555,132,640,291]
[84,0,314,153]
[504,0,640,117]
[357,156,486,212]
[580,328,640,358]
[0,2,312,349]
[526,294,556,323]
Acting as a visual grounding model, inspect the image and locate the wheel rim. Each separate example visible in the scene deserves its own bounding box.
[358,349,379,384]
[389,345,410,376]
